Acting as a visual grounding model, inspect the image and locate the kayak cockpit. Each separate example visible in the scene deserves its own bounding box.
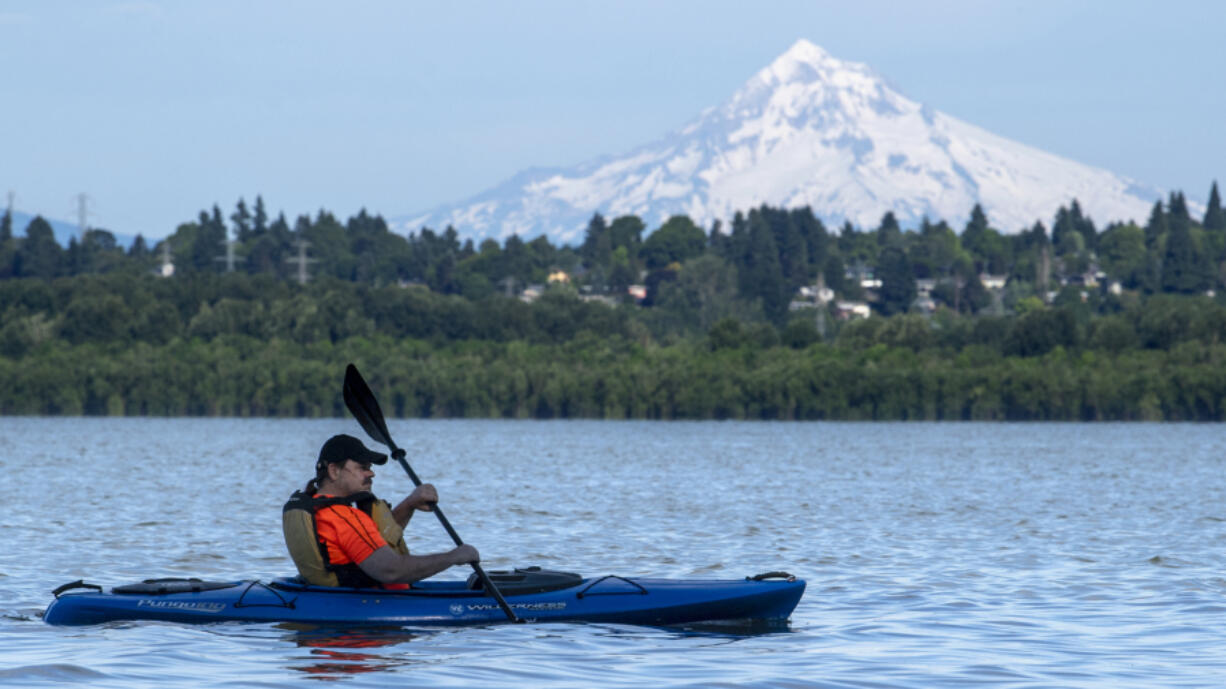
[269,566,584,597]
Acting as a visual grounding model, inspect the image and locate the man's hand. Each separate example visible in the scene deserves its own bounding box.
[450,544,479,565]
[406,483,438,512]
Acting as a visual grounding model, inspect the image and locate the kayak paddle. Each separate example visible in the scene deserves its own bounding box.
[342,363,522,623]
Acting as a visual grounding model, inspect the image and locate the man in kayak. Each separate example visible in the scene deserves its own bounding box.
[283,434,478,588]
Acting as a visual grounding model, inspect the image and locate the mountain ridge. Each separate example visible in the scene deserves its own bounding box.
[393,39,1164,245]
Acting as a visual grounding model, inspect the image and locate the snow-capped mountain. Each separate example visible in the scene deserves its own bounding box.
[394,39,1162,245]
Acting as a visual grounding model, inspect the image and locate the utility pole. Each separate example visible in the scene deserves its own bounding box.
[1038,246,1051,301]
[215,238,245,273]
[159,240,175,278]
[286,238,317,285]
[2,191,12,241]
[499,276,516,297]
[814,273,828,339]
[74,193,91,242]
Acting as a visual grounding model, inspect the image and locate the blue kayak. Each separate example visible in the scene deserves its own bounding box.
[44,569,805,627]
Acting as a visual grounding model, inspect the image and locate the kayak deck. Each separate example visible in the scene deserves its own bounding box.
[45,574,805,627]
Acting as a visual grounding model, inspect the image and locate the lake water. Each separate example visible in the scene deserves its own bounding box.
[2,418,1225,688]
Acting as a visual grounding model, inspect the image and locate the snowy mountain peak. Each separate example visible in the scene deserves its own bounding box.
[756,39,834,83]
[395,41,1163,245]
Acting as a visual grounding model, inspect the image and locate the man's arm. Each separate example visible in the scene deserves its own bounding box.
[390,483,438,527]
[357,544,478,584]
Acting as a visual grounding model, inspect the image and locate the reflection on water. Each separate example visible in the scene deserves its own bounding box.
[283,625,421,679]
[3,418,1226,688]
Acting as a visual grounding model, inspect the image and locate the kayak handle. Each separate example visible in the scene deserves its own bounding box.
[575,575,648,598]
[52,580,103,598]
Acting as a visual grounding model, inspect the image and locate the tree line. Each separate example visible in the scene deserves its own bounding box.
[3,330,1225,420]
[1,182,1225,420]
[2,182,1223,322]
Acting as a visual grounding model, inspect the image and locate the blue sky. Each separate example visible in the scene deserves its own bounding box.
[2,0,1223,240]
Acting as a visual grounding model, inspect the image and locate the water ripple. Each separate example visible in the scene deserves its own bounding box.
[4,419,1226,687]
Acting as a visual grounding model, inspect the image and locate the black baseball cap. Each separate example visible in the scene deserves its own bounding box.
[316,434,388,473]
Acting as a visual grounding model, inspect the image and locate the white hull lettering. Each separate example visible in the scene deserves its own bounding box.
[464,602,566,612]
[136,599,225,613]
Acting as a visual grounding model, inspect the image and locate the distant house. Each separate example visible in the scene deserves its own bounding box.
[980,274,1007,290]
[915,278,937,297]
[580,294,620,307]
[627,284,647,303]
[1066,272,1100,288]
[913,295,937,313]
[797,284,835,304]
[547,270,570,284]
[519,284,544,303]
[792,283,835,311]
[834,301,871,320]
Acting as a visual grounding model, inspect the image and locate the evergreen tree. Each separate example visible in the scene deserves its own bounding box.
[822,254,846,294]
[1168,191,1190,225]
[580,213,611,268]
[1097,223,1146,287]
[504,234,530,281]
[212,205,225,234]
[962,204,989,258]
[960,274,992,314]
[1052,204,1078,255]
[129,234,149,257]
[1144,201,1167,249]
[0,208,11,242]
[246,212,293,278]
[1070,199,1096,251]
[231,198,252,242]
[189,206,228,272]
[1162,203,1210,293]
[877,246,916,315]
[838,220,857,257]
[911,219,961,279]
[252,195,269,237]
[742,213,787,323]
[708,219,728,256]
[1023,220,1049,250]
[877,211,902,248]
[791,207,828,274]
[65,237,84,276]
[14,216,62,279]
[726,211,750,270]
[780,216,810,289]
[1204,181,1224,232]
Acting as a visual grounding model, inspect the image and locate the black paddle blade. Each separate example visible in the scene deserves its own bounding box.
[343,363,395,450]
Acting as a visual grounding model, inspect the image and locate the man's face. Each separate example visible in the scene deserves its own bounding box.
[331,459,374,496]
